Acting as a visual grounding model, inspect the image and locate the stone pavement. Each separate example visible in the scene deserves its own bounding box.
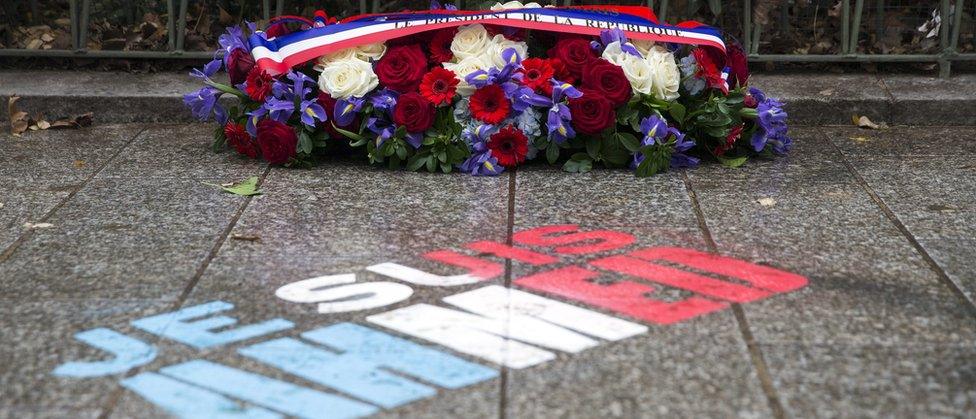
[1,124,975,418]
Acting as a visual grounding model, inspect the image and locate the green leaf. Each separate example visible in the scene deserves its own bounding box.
[602,135,631,167]
[716,155,749,168]
[617,132,640,153]
[298,130,314,154]
[562,153,593,173]
[333,124,367,142]
[585,136,602,160]
[635,143,672,178]
[204,176,262,196]
[669,102,687,124]
[407,155,428,171]
[211,125,227,153]
[546,143,560,164]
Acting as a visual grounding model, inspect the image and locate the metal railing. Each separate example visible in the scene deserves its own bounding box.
[1,0,973,77]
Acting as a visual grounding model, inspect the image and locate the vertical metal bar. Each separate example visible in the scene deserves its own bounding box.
[263,0,270,21]
[276,0,284,17]
[659,0,669,22]
[359,0,367,15]
[849,0,864,53]
[69,0,79,50]
[938,0,951,77]
[30,0,39,24]
[752,24,762,54]
[840,0,850,54]
[874,0,884,47]
[166,0,176,51]
[176,0,188,51]
[743,0,752,54]
[79,0,90,50]
[950,0,965,51]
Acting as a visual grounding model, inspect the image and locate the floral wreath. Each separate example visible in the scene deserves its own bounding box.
[185,1,791,177]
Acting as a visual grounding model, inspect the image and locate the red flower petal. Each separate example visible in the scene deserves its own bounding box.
[469,85,510,125]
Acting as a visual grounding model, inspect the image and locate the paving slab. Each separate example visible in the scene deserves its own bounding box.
[687,164,976,416]
[506,167,774,417]
[0,125,141,250]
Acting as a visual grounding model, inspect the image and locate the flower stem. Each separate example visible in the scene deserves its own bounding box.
[207,81,247,99]
[739,108,759,119]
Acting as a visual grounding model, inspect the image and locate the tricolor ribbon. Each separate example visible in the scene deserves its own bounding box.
[250,6,726,75]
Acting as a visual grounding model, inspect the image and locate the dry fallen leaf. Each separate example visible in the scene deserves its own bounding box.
[757,197,777,207]
[8,96,30,136]
[24,222,54,229]
[73,160,86,168]
[818,89,835,96]
[853,115,885,130]
[849,136,871,143]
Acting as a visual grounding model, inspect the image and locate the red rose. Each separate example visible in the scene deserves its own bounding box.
[375,44,428,93]
[392,92,436,133]
[419,67,459,106]
[265,22,292,38]
[256,119,298,165]
[429,29,456,63]
[225,122,260,158]
[469,84,510,125]
[744,94,759,109]
[582,58,632,107]
[316,92,361,139]
[726,41,749,88]
[245,67,273,101]
[227,48,255,86]
[569,89,616,135]
[487,125,529,167]
[547,37,597,81]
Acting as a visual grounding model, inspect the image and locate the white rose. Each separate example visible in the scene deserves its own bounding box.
[490,1,542,10]
[602,42,654,95]
[443,55,492,96]
[482,34,529,69]
[631,39,656,58]
[451,24,491,61]
[355,43,387,61]
[647,47,681,101]
[312,48,359,72]
[318,57,378,99]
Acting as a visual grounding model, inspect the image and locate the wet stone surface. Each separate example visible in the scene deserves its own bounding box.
[1,124,975,418]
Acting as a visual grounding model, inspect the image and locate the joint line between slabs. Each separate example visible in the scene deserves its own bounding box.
[97,164,273,419]
[499,169,516,419]
[681,172,787,419]
[824,134,976,316]
[0,127,147,264]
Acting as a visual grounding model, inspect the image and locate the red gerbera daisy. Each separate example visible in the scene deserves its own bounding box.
[245,67,273,101]
[487,125,529,168]
[224,122,260,159]
[469,85,510,124]
[429,29,456,63]
[419,67,459,106]
[519,58,555,94]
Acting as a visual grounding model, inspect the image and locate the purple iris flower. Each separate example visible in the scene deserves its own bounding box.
[264,96,295,123]
[334,97,365,127]
[300,99,327,128]
[631,116,699,169]
[544,80,582,144]
[749,87,791,154]
[459,125,505,176]
[592,29,642,57]
[466,48,521,89]
[183,86,221,121]
[245,106,268,137]
[218,22,255,65]
[369,89,399,114]
[511,86,551,113]
[405,132,424,149]
[429,0,457,10]
[367,117,395,145]
[189,58,222,82]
